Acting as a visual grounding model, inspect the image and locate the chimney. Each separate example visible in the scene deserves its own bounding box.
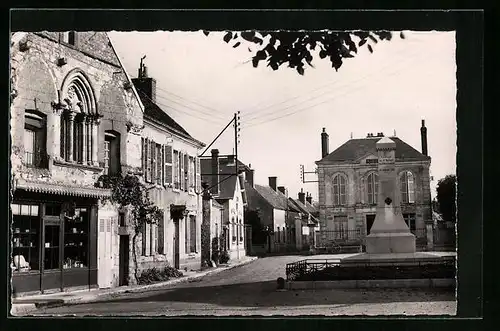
[298,188,306,204]
[268,176,277,191]
[277,186,286,195]
[246,168,254,188]
[132,57,157,103]
[210,149,219,195]
[321,128,329,158]
[420,119,428,156]
[306,193,312,205]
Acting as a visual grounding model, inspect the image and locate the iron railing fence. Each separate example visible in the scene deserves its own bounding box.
[285,256,456,281]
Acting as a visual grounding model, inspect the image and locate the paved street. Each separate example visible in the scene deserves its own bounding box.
[33,254,456,316]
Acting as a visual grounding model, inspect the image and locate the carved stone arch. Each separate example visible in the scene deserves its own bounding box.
[60,68,98,115]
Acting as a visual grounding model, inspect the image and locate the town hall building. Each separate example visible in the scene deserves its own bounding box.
[315,120,432,250]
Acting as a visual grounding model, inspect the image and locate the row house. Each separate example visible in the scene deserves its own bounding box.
[244,176,300,253]
[287,190,320,251]
[315,121,432,251]
[200,150,248,261]
[10,32,144,294]
[132,61,205,272]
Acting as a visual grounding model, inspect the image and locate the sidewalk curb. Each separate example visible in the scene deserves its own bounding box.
[11,256,258,315]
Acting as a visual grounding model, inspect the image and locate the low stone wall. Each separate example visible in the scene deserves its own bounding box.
[287,278,456,290]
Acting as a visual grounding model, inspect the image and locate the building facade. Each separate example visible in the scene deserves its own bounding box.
[315,122,432,250]
[10,32,144,294]
[245,176,300,253]
[132,61,206,273]
[200,150,247,260]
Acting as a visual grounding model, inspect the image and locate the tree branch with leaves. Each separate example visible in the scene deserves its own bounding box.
[205,30,405,75]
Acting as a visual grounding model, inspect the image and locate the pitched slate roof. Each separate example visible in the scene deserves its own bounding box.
[318,137,430,163]
[289,199,319,224]
[136,90,193,140]
[252,184,300,212]
[200,157,249,200]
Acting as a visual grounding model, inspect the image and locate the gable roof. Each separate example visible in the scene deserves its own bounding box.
[137,90,194,139]
[288,198,320,224]
[317,137,431,164]
[200,157,248,200]
[252,184,299,212]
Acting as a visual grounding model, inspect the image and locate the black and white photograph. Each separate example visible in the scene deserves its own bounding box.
[8,9,480,319]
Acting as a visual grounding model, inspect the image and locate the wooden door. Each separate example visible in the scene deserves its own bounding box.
[173,220,180,269]
[118,235,129,286]
[98,217,113,288]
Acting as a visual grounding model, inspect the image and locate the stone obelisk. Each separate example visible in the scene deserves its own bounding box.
[365,137,416,254]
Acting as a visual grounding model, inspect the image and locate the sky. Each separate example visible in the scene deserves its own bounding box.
[109,30,456,201]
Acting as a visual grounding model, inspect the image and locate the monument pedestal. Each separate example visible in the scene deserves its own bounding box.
[365,232,416,254]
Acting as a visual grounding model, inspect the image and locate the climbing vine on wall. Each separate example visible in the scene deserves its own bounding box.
[96,174,163,282]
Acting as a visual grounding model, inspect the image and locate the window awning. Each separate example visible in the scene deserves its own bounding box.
[15,178,112,199]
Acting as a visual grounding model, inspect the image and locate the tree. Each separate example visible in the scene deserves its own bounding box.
[244,208,267,244]
[436,174,457,223]
[204,30,405,75]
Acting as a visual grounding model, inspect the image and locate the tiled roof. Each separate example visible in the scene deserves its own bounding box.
[318,137,431,163]
[253,184,299,212]
[137,90,193,140]
[294,199,316,215]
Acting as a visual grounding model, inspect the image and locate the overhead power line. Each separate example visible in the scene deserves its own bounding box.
[241,49,437,130]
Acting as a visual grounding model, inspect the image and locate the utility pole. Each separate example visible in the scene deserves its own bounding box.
[235,111,241,260]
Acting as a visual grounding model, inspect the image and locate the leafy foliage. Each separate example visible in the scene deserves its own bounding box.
[137,266,183,285]
[96,174,164,282]
[97,174,163,233]
[244,209,267,244]
[436,174,457,223]
[219,250,230,264]
[206,30,404,75]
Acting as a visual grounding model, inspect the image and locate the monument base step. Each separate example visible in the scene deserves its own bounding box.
[339,252,455,267]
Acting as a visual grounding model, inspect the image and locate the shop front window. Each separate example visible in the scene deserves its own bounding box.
[11,204,40,273]
[63,207,89,269]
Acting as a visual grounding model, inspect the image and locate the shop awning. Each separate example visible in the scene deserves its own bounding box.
[15,178,112,199]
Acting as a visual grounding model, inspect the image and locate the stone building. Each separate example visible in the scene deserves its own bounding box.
[132,60,206,273]
[200,150,247,261]
[10,32,144,294]
[244,176,300,253]
[315,121,432,250]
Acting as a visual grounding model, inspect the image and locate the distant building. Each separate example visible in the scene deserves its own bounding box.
[200,149,248,260]
[244,176,300,253]
[315,121,432,250]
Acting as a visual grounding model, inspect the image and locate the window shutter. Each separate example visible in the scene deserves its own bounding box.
[157,213,164,254]
[196,157,201,193]
[164,145,173,185]
[156,144,162,185]
[141,137,145,176]
[145,139,151,182]
[180,153,185,190]
[184,154,189,191]
[151,142,157,184]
